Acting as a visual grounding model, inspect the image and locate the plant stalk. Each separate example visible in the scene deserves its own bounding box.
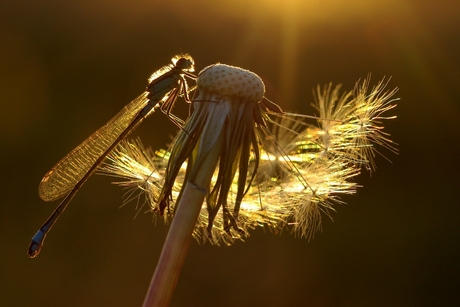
[142,129,224,306]
[141,182,206,307]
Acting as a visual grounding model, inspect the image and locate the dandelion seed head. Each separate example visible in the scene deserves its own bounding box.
[197,64,265,102]
[100,72,398,246]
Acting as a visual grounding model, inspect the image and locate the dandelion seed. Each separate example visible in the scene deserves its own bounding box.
[98,138,168,216]
[312,76,398,170]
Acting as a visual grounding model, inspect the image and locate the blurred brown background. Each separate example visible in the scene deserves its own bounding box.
[1,1,459,306]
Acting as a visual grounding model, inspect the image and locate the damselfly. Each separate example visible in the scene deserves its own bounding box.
[28,54,196,258]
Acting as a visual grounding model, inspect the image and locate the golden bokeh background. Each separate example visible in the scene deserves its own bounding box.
[1,1,459,306]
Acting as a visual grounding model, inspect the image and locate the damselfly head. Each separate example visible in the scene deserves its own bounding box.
[172,54,195,72]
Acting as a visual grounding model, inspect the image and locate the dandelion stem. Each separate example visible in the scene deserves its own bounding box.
[142,130,223,306]
[141,182,206,307]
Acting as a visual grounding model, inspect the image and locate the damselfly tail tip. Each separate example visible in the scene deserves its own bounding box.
[27,242,41,258]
